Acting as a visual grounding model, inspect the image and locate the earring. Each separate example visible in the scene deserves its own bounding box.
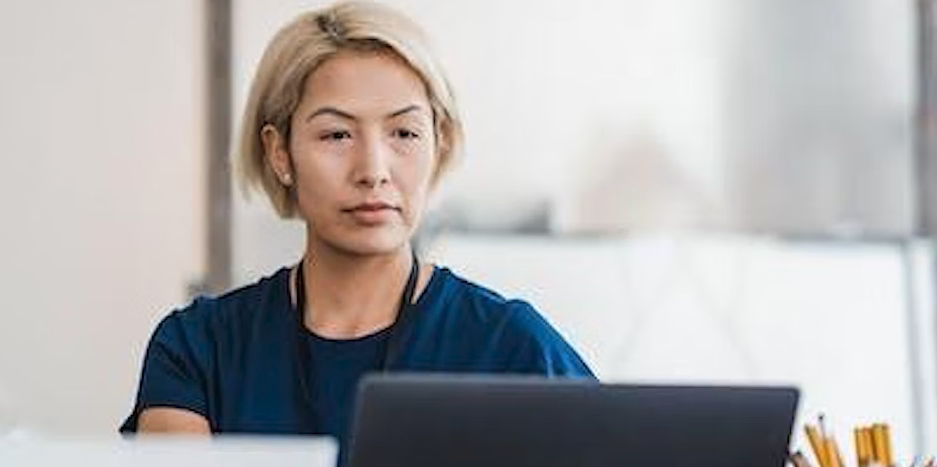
[282,173,293,186]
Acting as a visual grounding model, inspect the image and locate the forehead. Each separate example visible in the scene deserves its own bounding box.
[298,50,431,116]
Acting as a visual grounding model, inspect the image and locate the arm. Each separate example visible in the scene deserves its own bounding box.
[121,307,215,434]
[138,407,211,434]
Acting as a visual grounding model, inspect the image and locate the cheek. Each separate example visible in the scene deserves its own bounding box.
[394,157,433,219]
[400,151,436,194]
[293,140,346,182]
[292,159,345,214]
[411,140,438,180]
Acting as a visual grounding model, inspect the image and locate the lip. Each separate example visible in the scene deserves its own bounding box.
[342,202,400,225]
[346,201,397,212]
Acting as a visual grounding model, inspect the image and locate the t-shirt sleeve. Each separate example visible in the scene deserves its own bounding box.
[120,306,212,433]
[503,300,596,379]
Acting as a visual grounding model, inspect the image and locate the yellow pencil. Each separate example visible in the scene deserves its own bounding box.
[863,427,876,466]
[825,437,842,467]
[806,425,830,467]
[882,423,895,466]
[880,423,893,467]
[855,427,871,467]
[872,424,887,465]
[819,414,843,467]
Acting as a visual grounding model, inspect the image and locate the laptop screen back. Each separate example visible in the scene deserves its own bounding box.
[348,374,799,467]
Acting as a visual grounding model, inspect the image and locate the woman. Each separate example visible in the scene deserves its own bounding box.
[121,0,593,448]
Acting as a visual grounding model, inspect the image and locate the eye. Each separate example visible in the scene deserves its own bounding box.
[393,128,420,140]
[320,130,352,141]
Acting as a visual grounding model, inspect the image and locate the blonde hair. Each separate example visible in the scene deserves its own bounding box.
[237,1,463,218]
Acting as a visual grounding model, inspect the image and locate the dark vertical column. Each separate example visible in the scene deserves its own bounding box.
[917,0,937,456]
[205,0,232,293]
[919,0,937,237]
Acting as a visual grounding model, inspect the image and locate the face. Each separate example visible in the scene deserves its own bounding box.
[265,51,437,257]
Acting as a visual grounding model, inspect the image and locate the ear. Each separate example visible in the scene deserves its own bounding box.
[261,124,294,186]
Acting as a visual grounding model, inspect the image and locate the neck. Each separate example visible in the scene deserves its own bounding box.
[298,240,413,339]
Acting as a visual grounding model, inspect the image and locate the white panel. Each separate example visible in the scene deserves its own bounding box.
[0,0,205,434]
[909,241,937,455]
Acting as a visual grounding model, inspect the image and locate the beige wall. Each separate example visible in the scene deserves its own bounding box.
[0,0,205,434]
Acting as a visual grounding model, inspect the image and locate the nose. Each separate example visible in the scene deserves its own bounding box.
[354,132,391,189]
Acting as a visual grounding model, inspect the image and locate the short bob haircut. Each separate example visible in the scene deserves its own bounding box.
[237,0,464,218]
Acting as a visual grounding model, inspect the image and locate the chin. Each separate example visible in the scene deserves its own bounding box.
[329,233,410,257]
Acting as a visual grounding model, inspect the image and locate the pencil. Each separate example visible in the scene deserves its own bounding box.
[855,427,871,467]
[825,437,842,467]
[863,427,875,466]
[871,424,886,465]
[863,427,877,465]
[870,423,896,467]
[806,424,830,467]
[880,423,893,467]
[819,414,843,467]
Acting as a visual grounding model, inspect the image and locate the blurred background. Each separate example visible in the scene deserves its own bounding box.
[1,0,935,462]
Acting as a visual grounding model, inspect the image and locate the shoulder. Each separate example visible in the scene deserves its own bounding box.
[124,267,294,433]
[149,267,291,351]
[432,268,550,332]
[423,268,594,377]
[427,268,513,310]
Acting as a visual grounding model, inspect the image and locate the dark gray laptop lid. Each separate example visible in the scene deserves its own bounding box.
[348,374,799,467]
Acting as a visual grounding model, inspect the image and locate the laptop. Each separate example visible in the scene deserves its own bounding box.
[0,436,338,467]
[348,374,799,467]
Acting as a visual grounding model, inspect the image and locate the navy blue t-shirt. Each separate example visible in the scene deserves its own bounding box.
[121,265,594,447]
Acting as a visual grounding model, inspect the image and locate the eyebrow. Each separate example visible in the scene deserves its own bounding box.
[304,104,427,122]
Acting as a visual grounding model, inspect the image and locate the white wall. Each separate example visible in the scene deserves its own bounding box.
[724,0,914,236]
[0,0,205,434]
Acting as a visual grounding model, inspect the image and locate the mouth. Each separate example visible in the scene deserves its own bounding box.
[342,202,401,225]
[343,202,400,213]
